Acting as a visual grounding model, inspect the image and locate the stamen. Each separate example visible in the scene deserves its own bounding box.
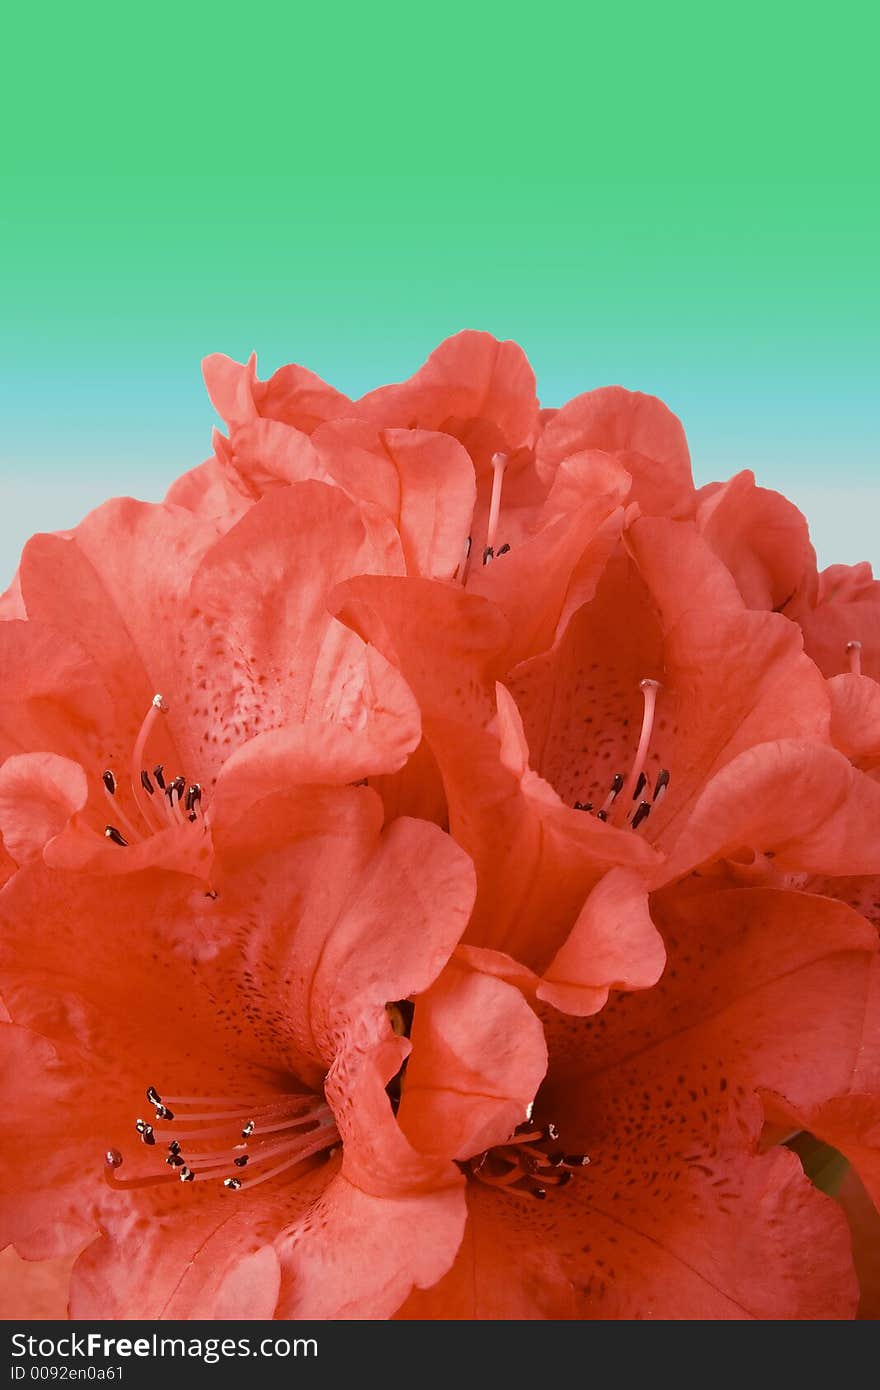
[631,800,652,831]
[148,1107,319,1140]
[234,1131,339,1191]
[652,768,670,802]
[104,825,128,847]
[110,1086,339,1195]
[464,1119,588,1201]
[613,679,661,826]
[165,776,186,827]
[599,772,625,816]
[482,546,494,566]
[573,801,593,812]
[485,451,508,554]
[496,543,511,556]
[499,1128,544,1147]
[101,778,142,845]
[847,640,863,676]
[159,1094,265,1107]
[179,1136,312,1168]
[167,776,186,801]
[140,770,155,795]
[632,770,647,801]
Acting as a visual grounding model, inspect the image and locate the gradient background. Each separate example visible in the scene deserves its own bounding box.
[1,2,877,584]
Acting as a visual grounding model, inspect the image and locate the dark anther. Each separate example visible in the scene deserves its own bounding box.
[596,809,608,822]
[152,764,166,791]
[564,1154,591,1168]
[205,889,218,900]
[632,771,647,801]
[241,1121,255,1138]
[233,1154,249,1168]
[166,1153,185,1167]
[167,1139,180,1155]
[546,1123,560,1141]
[184,783,202,812]
[482,546,494,565]
[573,801,593,812]
[545,1151,565,1167]
[154,1104,174,1121]
[179,1167,195,1183]
[557,1171,574,1187]
[653,768,670,800]
[146,1086,161,1106]
[496,543,511,556]
[139,1126,156,1147]
[105,1148,123,1169]
[188,814,197,823]
[609,772,624,798]
[224,1178,242,1190]
[140,770,155,795]
[631,800,652,831]
[102,770,116,794]
[165,776,185,803]
[104,825,128,847]
[532,1187,547,1200]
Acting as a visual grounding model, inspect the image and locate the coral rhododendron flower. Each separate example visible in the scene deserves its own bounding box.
[0,782,503,1317]
[2,329,879,1321]
[694,468,880,681]
[398,886,876,1319]
[0,482,419,882]
[335,515,880,1003]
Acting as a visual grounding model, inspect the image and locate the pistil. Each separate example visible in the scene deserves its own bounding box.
[485,451,508,555]
[613,679,661,826]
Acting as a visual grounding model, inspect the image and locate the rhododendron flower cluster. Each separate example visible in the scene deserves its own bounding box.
[1,331,878,1321]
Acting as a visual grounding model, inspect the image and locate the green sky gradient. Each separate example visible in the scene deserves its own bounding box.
[1,3,877,575]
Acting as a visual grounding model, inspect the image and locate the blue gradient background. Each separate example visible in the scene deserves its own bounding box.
[1,7,877,582]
